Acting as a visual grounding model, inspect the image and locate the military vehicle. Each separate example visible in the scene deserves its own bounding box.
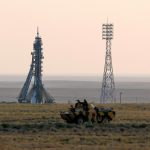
[60,100,115,124]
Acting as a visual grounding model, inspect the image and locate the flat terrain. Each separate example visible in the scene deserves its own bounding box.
[1,81,150,103]
[0,103,150,150]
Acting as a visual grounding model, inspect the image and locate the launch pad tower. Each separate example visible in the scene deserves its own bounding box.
[100,23,116,103]
[18,29,55,104]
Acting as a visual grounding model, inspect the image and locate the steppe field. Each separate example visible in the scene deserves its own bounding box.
[0,103,150,150]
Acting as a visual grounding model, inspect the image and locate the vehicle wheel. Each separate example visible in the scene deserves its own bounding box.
[91,118,95,124]
[102,116,109,123]
[97,115,104,123]
[77,116,84,125]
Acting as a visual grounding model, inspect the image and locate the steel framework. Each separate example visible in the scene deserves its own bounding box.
[100,23,116,103]
[18,28,55,104]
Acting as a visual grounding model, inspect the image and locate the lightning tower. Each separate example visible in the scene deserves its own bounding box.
[100,22,116,103]
[18,28,55,104]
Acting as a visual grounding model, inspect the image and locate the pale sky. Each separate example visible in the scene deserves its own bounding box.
[0,0,150,76]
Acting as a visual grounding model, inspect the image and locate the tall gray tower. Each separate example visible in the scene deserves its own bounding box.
[18,28,55,104]
[100,23,116,103]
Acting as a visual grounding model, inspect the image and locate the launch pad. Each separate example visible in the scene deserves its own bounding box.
[18,29,54,104]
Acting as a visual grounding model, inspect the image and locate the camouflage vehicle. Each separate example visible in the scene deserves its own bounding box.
[60,100,115,124]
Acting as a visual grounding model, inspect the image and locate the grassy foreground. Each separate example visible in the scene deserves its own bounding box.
[0,103,150,150]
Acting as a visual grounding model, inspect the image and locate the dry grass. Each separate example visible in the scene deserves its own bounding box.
[0,103,150,150]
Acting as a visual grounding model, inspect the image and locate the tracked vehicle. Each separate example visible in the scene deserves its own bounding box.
[60,100,115,124]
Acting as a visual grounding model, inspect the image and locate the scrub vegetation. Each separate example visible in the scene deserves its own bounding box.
[0,103,150,150]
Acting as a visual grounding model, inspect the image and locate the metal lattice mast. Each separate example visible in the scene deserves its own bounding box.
[18,28,55,104]
[18,53,34,103]
[100,23,116,103]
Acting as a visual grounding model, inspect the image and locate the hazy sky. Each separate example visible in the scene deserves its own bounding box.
[0,0,150,76]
